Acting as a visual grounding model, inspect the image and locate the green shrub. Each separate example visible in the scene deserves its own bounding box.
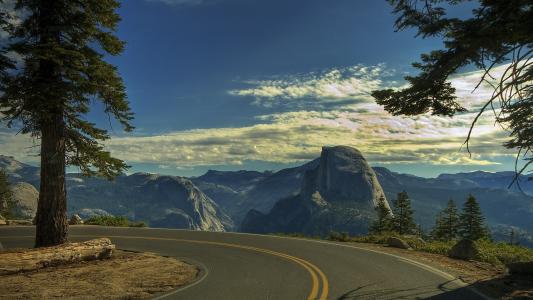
[85,215,147,228]
[128,221,147,228]
[474,239,533,265]
[328,231,350,242]
[417,240,454,256]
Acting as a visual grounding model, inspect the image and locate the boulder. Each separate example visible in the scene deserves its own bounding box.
[0,214,6,225]
[506,262,533,275]
[6,219,33,226]
[387,237,411,249]
[69,214,84,225]
[10,182,38,219]
[448,239,479,260]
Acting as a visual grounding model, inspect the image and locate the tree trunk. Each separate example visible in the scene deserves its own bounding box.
[35,113,68,248]
[33,0,68,248]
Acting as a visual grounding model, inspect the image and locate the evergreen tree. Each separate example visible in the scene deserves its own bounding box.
[391,191,416,235]
[458,195,489,240]
[372,1,533,180]
[0,1,133,247]
[431,199,459,241]
[0,168,14,218]
[369,195,392,234]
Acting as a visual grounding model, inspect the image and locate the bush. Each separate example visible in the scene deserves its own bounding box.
[85,216,129,227]
[474,239,533,265]
[129,221,147,228]
[328,231,350,242]
[85,215,147,228]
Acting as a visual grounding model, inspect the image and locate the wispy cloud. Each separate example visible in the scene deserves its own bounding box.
[0,63,515,174]
[229,64,396,107]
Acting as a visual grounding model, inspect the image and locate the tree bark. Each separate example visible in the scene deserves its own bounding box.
[0,238,115,275]
[35,113,68,247]
[34,0,68,248]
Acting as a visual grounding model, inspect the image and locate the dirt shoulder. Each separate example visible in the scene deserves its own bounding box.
[0,250,199,299]
[347,242,532,299]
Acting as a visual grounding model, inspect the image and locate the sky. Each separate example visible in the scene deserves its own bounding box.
[0,0,521,177]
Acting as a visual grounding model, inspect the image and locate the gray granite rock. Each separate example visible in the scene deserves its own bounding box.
[387,237,412,249]
[448,239,479,260]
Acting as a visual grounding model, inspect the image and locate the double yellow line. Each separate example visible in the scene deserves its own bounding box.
[76,235,329,300]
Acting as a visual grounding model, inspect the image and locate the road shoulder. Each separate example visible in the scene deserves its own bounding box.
[0,249,199,299]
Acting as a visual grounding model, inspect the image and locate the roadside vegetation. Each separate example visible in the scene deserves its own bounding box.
[276,191,533,266]
[0,169,15,219]
[85,216,147,228]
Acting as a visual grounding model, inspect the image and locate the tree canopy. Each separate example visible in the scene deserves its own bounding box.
[0,0,134,179]
[373,0,533,182]
[458,194,489,240]
[391,191,417,235]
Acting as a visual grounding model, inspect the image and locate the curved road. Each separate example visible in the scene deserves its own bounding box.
[0,226,488,300]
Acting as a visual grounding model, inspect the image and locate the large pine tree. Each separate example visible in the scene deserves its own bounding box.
[391,191,416,235]
[431,199,459,241]
[369,195,392,234]
[0,0,133,247]
[458,195,489,240]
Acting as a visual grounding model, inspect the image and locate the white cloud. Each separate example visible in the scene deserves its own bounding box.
[0,63,516,172]
[229,64,396,107]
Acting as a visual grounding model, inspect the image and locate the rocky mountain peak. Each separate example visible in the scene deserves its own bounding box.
[310,146,389,209]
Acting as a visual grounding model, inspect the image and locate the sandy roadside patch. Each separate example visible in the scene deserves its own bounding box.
[0,250,198,299]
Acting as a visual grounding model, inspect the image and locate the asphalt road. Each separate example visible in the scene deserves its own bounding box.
[0,226,488,300]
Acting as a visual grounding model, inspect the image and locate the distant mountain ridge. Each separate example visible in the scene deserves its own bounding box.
[2,150,533,246]
[1,156,232,231]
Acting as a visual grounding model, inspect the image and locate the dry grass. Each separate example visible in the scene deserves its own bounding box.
[0,250,198,299]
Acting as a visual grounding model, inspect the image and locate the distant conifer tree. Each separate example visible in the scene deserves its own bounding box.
[369,195,392,234]
[0,169,14,218]
[0,1,133,247]
[458,195,489,240]
[391,191,416,235]
[431,199,459,241]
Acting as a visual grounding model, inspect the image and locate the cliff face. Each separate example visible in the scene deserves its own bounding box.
[311,146,389,209]
[241,146,390,235]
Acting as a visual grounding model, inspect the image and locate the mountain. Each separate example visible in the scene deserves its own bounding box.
[372,167,533,240]
[241,146,390,235]
[193,159,320,225]
[437,171,533,196]
[1,155,232,231]
[0,155,40,187]
[3,150,533,246]
[66,173,233,231]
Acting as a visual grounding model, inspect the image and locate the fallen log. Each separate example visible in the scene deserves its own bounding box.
[0,238,115,275]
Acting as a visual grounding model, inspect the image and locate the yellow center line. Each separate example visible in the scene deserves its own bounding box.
[71,235,329,300]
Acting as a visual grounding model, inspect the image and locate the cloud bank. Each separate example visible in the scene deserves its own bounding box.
[0,63,514,175]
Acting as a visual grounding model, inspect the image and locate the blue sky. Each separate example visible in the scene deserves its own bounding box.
[0,0,520,177]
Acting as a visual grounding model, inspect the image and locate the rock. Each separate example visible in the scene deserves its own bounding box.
[0,214,6,225]
[506,262,533,275]
[6,219,33,226]
[10,182,39,219]
[448,239,479,260]
[387,237,412,249]
[241,146,390,235]
[76,208,112,220]
[69,214,84,225]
